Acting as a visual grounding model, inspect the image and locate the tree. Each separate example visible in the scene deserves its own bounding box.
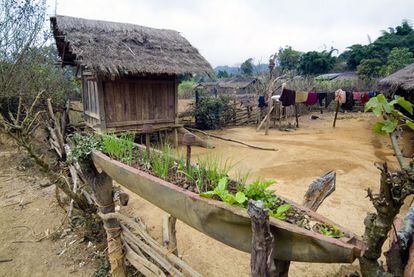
[340,44,371,70]
[357,58,383,78]
[217,70,229,79]
[276,46,301,72]
[240,58,254,76]
[381,47,414,76]
[298,50,337,75]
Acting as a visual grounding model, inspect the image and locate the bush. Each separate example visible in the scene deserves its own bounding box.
[178,80,195,99]
[193,93,235,130]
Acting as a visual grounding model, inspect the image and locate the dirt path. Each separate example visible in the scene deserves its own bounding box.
[0,136,95,277]
[123,112,412,276]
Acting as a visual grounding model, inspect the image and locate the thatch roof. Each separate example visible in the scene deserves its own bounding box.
[379,63,414,93]
[218,76,258,89]
[315,72,357,81]
[50,15,213,78]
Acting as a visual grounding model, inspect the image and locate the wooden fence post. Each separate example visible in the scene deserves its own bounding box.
[248,200,274,277]
[94,170,126,277]
[163,213,178,255]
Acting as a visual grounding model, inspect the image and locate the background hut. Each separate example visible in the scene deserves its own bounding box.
[379,63,414,157]
[379,63,414,104]
[51,15,213,132]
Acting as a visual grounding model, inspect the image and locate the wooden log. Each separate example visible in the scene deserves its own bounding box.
[302,171,336,211]
[46,98,66,159]
[178,127,214,149]
[94,171,126,277]
[186,128,277,151]
[248,200,274,277]
[162,214,178,255]
[100,212,201,277]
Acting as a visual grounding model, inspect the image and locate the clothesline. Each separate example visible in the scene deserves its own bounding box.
[276,88,378,107]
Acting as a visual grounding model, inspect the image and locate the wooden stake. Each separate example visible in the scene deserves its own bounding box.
[294,104,299,128]
[333,101,340,128]
[173,128,178,148]
[94,171,126,277]
[265,99,273,135]
[163,213,178,255]
[248,200,274,277]
[183,133,195,169]
[143,124,153,157]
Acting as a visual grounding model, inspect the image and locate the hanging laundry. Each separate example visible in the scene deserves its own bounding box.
[361,92,370,105]
[368,91,377,98]
[353,92,362,101]
[342,90,355,111]
[295,91,308,103]
[305,92,318,106]
[258,95,267,108]
[335,89,346,104]
[280,88,296,107]
[325,93,335,108]
[318,92,327,106]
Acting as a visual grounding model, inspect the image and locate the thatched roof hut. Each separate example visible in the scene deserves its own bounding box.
[51,15,213,133]
[50,15,213,77]
[379,63,414,95]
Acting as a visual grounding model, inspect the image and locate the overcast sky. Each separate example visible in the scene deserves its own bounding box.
[46,0,414,67]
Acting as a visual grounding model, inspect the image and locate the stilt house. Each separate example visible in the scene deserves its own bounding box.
[51,15,213,132]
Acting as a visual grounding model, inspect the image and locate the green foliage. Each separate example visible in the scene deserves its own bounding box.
[315,223,345,238]
[277,46,302,72]
[193,93,235,130]
[342,20,414,71]
[381,47,414,76]
[178,80,195,99]
[68,134,102,168]
[298,49,337,75]
[216,70,229,79]
[200,177,292,220]
[149,145,175,179]
[357,58,383,78]
[365,94,414,134]
[240,58,254,76]
[102,133,134,165]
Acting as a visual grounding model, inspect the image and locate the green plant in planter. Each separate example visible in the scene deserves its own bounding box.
[102,133,134,165]
[315,223,344,238]
[149,144,175,179]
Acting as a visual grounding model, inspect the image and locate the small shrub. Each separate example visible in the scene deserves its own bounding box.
[193,93,235,130]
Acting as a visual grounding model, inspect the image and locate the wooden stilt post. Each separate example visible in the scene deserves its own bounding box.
[94,171,126,277]
[163,213,178,255]
[143,124,152,158]
[173,128,179,148]
[248,200,274,277]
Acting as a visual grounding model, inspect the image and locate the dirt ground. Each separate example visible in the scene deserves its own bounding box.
[123,111,412,277]
[0,135,95,277]
[0,111,411,276]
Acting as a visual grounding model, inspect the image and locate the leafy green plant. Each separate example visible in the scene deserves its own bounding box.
[149,144,175,179]
[68,133,102,168]
[365,94,414,134]
[102,133,134,165]
[315,223,344,238]
[269,204,292,220]
[200,178,246,206]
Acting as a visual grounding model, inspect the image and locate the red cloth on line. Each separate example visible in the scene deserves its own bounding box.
[353,92,362,101]
[361,92,369,105]
[305,92,318,106]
